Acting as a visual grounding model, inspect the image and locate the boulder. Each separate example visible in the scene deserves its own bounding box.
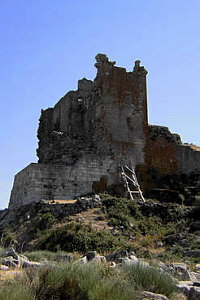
[164,233,184,245]
[84,251,106,263]
[140,291,169,299]
[74,256,87,264]
[195,264,200,271]
[2,257,18,268]
[120,257,138,265]
[21,260,43,269]
[106,250,129,263]
[0,265,9,271]
[1,247,19,260]
[177,281,200,300]
[84,251,98,261]
[57,254,73,262]
[190,272,200,281]
[92,255,106,263]
[171,263,191,281]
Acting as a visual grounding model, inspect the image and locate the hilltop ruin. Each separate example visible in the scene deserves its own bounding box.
[9,54,200,207]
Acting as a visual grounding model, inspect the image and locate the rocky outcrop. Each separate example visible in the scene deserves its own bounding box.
[0,247,43,269]
[0,195,102,226]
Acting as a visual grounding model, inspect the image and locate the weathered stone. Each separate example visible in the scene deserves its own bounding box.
[91,255,106,263]
[195,265,200,271]
[140,291,169,300]
[0,196,102,228]
[170,263,195,281]
[106,250,129,263]
[74,256,87,264]
[177,281,200,300]
[1,247,19,260]
[2,257,18,268]
[0,265,9,271]
[21,260,43,269]
[57,254,73,262]
[164,233,184,245]
[84,251,98,261]
[120,256,138,265]
[84,251,106,263]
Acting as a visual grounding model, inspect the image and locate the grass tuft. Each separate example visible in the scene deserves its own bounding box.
[123,262,176,297]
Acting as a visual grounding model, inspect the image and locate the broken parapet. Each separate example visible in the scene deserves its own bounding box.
[9,54,200,208]
[149,125,182,144]
[37,54,148,166]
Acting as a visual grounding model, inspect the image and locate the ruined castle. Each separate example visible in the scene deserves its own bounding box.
[9,54,200,207]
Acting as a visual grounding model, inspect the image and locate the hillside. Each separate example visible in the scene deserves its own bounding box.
[1,177,200,299]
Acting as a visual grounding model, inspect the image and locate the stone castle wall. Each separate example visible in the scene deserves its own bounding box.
[9,156,117,208]
[9,54,200,208]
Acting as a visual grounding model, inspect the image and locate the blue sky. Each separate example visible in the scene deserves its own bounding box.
[0,0,200,209]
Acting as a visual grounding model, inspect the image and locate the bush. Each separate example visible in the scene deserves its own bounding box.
[34,211,56,231]
[123,262,176,297]
[101,195,140,229]
[0,227,15,248]
[35,222,134,253]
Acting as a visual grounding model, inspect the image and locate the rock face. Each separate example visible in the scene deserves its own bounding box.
[9,54,200,208]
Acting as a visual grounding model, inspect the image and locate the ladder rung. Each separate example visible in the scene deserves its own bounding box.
[120,164,145,202]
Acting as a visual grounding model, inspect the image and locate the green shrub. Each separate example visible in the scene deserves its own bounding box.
[123,262,176,297]
[34,211,56,231]
[35,222,134,253]
[101,195,140,229]
[0,227,15,248]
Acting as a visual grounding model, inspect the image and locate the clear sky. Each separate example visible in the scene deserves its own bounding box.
[0,0,200,209]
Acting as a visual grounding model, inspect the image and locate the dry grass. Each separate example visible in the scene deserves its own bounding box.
[0,270,23,281]
[46,199,77,204]
[68,208,112,231]
[186,144,200,151]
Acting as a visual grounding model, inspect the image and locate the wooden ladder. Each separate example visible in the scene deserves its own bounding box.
[121,165,145,202]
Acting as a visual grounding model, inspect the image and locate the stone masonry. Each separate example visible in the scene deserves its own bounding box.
[9,54,200,208]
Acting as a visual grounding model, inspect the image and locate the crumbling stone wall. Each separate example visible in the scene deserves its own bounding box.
[37,54,148,167]
[139,124,200,192]
[9,54,200,208]
[9,156,117,208]
[146,125,200,176]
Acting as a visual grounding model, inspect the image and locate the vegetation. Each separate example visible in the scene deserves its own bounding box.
[32,211,57,232]
[101,194,140,229]
[0,261,178,300]
[123,262,176,297]
[24,250,72,262]
[34,222,135,253]
[0,263,136,300]
[0,227,15,248]
[1,181,200,299]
